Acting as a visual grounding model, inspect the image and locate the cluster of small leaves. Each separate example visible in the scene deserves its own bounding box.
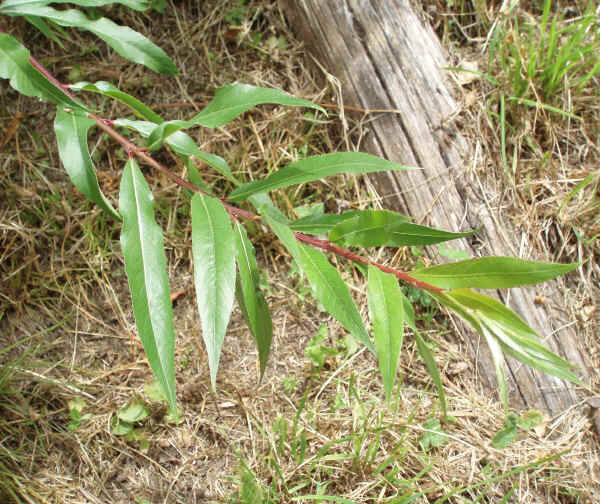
[0,0,581,420]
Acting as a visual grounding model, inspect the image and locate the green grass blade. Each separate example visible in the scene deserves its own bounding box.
[500,93,510,181]
[191,193,236,390]
[234,222,273,378]
[559,170,599,212]
[228,152,412,203]
[118,158,177,415]
[411,256,579,289]
[291,496,360,504]
[54,106,120,220]
[0,4,177,75]
[367,265,406,401]
[0,32,86,110]
[507,97,581,120]
[434,451,568,504]
[444,66,500,86]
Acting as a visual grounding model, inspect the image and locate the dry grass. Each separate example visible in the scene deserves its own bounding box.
[1,0,599,502]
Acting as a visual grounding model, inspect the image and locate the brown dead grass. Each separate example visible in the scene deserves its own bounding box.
[1,0,599,503]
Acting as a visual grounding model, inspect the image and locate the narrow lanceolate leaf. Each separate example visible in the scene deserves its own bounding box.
[71,81,163,123]
[480,324,509,410]
[329,210,411,246]
[184,157,212,195]
[367,265,406,401]
[191,193,236,389]
[0,0,151,11]
[411,257,579,289]
[0,5,177,75]
[145,83,325,148]
[114,119,237,183]
[228,153,413,203]
[263,214,373,352]
[54,107,120,220]
[414,331,448,420]
[289,211,363,235]
[330,211,470,247]
[447,289,580,384]
[234,222,273,378]
[192,83,326,128]
[119,159,176,414]
[24,15,65,48]
[0,32,86,110]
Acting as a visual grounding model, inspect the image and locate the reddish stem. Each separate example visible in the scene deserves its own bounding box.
[27,53,442,294]
[294,233,442,293]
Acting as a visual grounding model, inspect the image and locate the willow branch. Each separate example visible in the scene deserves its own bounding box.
[28,54,442,294]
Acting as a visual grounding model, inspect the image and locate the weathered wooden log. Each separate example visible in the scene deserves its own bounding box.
[281,0,590,414]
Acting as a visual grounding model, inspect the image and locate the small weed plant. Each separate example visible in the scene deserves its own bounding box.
[0,0,583,423]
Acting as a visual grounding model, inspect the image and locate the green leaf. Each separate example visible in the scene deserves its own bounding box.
[114,118,236,182]
[54,106,120,220]
[234,221,273,378]
[184,156,212,195]
[149,0,166,13]
[194,83,325,127]
[328,210,411,246]
[191,193,236,389]
[145,83,325,148]
[0,4,177,75]
[68,397,86,415]
[411,257,579,289]
[491,413,519,449]
[111,419,133,436]
[119,158,177,415]
[414,331,447,420]
[367,265,406,401]
[144,380,167,402]
[305,324,338,369]
[24,15,65,47]
[1,0,151,11]
[447,289,580,384]
[263,214,373,352]
[118,400,150,423]
[438,243,470,261]
[70,81,162,122]
[289,210,381,235]
[517,409,543,430]
[0,32,86,109]
[419,417,448,451]
[330,211,470,247]
[228,153,412,203]
[480,323,509,409]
